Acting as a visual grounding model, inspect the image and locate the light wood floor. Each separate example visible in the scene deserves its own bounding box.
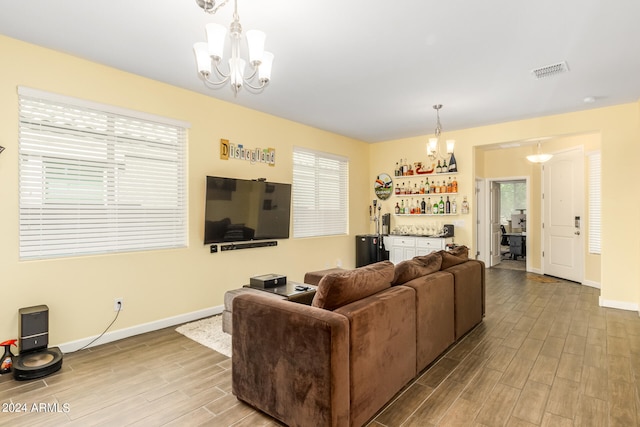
[1,268,639,426]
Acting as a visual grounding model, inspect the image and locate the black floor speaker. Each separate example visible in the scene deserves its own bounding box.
[13,305,63,381]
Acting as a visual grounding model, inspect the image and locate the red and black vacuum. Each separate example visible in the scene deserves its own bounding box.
[1,339,17,374]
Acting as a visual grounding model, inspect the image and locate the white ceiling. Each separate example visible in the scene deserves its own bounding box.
[2,0,639,143]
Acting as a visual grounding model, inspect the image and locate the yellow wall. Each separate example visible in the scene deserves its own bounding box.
[371,103,640,309]
[2,34,639,347]
[0,35,370,345]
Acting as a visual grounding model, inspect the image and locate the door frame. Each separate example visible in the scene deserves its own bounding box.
[475,178,486,263]
[483,176,531,271]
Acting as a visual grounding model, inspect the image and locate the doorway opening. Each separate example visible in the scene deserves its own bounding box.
[487,178,530,271]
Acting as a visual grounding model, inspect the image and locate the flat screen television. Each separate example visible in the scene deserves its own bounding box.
[204,176,292,244]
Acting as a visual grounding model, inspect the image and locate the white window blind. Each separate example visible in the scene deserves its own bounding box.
[292,147,349,238]
[588,151,601,254]
[18,87,188,260]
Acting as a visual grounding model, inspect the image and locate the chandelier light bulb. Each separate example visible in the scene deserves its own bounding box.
[205,23,227,60]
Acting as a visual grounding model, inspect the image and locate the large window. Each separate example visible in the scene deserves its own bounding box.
[292,147,349,238]
[18,87,188,260]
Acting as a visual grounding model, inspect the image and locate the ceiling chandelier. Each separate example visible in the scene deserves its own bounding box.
[427,105,456,171]
[526,141,553,163]
[193,0,274,95]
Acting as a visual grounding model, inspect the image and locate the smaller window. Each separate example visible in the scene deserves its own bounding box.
[588,151,601,254]
[292,147,349,238]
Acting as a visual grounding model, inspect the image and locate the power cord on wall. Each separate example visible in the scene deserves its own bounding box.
[75,301,122,352]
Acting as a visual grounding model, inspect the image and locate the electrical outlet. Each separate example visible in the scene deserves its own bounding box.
[114,298,124,312]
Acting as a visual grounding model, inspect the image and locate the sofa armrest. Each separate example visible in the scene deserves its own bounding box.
[232,293,350,427]
[444,259,485,339]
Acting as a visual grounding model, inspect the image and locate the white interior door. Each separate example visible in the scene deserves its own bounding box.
[490,181,501,266]
[543,148,584,282]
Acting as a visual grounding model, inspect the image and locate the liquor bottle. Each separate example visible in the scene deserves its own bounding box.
[448,152,457,172]
[461,196,469,214]
[395,183,401,195]
[440,181,447,193]
[420,198,426,214]
[436,160,442,173]
[452,176,458,193]
[432,199,439,215]
[442,159,448,172]
[426,197,432,214]
[447,177,453,193]
[395,161,399,176]
[403,158,408,175]
[445,196,451,214]
[435,181,441,193]
[430,180,436,194]
[401,182,406,195]
[438,197,445,214]
[400,199,405,214]
[395,202,400,214]
[452,197,457,214]
[414,183,419,194]
[425,177,430,194]
[420,180,425,194]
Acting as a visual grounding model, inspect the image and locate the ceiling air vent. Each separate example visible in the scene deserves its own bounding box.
[531,61,569,79]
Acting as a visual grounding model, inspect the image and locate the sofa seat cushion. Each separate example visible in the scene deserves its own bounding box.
[392,252,442,286]
[312,261,394,311]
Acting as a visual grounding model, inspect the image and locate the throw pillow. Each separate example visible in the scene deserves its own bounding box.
[312,261,394,310]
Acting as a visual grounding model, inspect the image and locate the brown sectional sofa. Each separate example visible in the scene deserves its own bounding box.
[232,249,485,427]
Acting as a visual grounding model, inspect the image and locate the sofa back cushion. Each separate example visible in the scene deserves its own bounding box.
[392,252,442,285]
[312,261,394,310]
[440,249,468,270]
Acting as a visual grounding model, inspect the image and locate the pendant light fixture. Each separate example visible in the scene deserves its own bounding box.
[193,0,274,96]
[426,104,457,172]
[526,141,553,163]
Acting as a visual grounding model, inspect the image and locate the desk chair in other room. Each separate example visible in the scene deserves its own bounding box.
[500,225,510,258]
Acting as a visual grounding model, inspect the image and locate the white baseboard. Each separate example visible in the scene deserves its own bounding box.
[599,297,639,313]
[58,305,224,353]
[582,280,601,289]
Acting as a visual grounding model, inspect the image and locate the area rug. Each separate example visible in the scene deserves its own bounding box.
[175,315,231,358]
